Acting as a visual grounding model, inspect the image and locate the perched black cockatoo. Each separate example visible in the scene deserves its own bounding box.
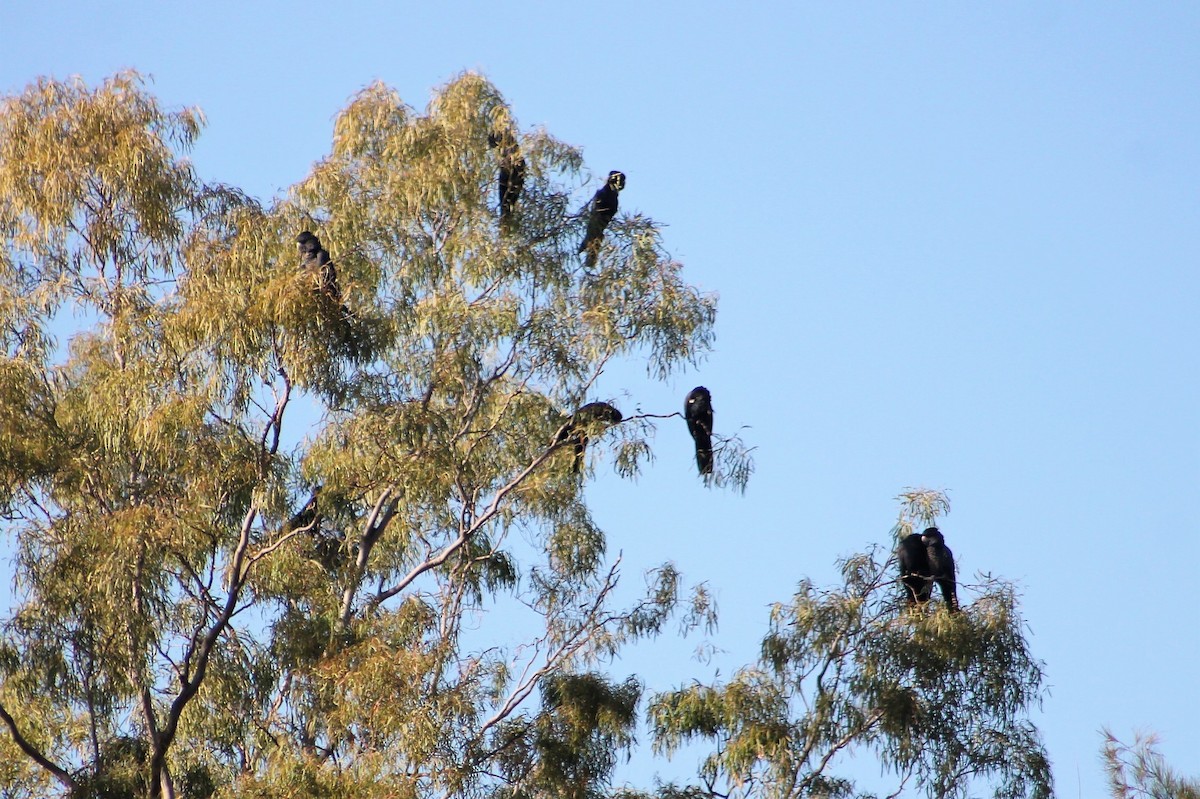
[578,170,626,264]
[921,527,959,612]
[283,486,349,572]
[296,231,341,302]
[553,401,623,474]
[684,386,714,475]
[296,230,357,356]
[489,131,526,224]
[283,488,322,536]
[897,532,932,607]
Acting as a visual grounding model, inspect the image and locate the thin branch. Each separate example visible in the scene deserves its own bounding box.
[365,442,562,614]
[257,672,292,748]
[246,524,312,568]
[884,768,915,799]
[796,708,885,795]
[473,557,622,747]
[260,366,291,456]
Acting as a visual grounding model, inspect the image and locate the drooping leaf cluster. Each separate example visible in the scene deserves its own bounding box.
[490,672,641,799]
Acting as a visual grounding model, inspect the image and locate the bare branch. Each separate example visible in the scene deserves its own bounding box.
[474,557,623,746]
[796,708,885,795]
[337,486,397,631]
[365,442,562,614]
[0,700,74,789]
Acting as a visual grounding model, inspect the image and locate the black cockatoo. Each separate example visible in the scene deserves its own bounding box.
[554,401,623,474]
[897,526,959,612]
[578,170,626,264]
[921,527,959,612]
[897,532,932,607]
[684,386,714,475]
[296,230,357,356]
[489,131,526,224]
[296,231,341,302]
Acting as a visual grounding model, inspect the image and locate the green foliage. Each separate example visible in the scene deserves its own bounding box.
[0,70,747,799]
[69,735,152,799]
[650,491,1053,799]
[890,487,952,542]
[490,673,642,799]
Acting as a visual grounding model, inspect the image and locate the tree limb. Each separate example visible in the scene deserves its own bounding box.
[364,442,562,616]
[148,502,260,798]
[0,699,74,789]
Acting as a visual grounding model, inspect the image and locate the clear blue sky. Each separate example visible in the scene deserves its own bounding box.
[3,2,1198,794]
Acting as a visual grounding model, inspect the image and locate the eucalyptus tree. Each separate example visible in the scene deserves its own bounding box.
[0,71,743,799]
[647,490,1054,799]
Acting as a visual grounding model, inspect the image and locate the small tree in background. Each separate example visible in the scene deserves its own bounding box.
[647,489,1053,799]
[1103,730,1200,799]
[0,71,746,799]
